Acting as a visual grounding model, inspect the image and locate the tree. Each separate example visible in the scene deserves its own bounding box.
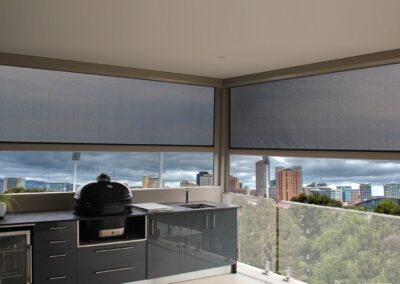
[5,187,46,193]
[373,199,400,216]
[291,193,343,208]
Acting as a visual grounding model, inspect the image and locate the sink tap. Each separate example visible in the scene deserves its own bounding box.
[185,188,190,204]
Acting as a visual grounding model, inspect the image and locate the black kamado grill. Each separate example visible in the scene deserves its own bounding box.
[74,173,133,241]
[74,173,133,216]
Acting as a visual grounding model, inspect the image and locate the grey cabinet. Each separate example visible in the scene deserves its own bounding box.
[33,221,78,284]
[78,241,146,284]
[147,214,180,279]
[208,209,237,267]
[181,209,237,272]
[179,212,209,273]
[147,208,237,278]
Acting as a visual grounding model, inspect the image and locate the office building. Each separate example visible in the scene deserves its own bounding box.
[384,183,400,199]
[2,177,26,192]
[196,171,209,186]
[275,166,302,202]
[338,186,360,205]
[46,182,73,192]
[199,174,213,186]
[255,157,270,197]
[229,175,240,193]
[359,183,372,201]
[311,187,342,202]
[142,176,159,188]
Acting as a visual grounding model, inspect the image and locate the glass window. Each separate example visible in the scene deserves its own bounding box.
[0,65,214,146]
[230,155,400,204]
[0,151,213,193]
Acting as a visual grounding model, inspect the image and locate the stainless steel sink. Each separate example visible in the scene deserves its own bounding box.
[179,203,216,209]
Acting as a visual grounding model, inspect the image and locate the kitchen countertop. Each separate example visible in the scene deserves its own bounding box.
[0,201,238,227]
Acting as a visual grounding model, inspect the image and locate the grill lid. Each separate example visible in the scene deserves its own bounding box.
[74,173,132,205]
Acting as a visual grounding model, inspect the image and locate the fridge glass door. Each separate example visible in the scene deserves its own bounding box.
[0,231,30,284]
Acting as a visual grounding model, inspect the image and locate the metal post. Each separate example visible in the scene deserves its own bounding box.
[72,152,81,192]
[159,152,163,188]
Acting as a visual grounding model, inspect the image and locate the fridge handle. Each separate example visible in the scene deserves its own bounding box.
[27,244,32,283]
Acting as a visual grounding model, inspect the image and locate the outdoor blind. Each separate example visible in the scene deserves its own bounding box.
[230,63,400,151]
[0,66,214,146]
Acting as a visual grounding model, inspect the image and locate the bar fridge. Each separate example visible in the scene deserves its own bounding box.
[0,230,32,284]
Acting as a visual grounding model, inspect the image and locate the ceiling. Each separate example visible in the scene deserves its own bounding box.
[0,0,400,79]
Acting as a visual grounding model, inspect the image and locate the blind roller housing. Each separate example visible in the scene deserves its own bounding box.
[0,66,214,146]
[230,63,400,151]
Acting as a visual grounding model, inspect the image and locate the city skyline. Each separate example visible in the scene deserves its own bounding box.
[230,155,400,196]
[1,152,400,196]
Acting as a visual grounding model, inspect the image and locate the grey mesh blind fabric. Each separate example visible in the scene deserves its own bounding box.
[0,66,214,146]
[230,63,400,151]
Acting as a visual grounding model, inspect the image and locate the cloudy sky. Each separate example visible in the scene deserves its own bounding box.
[1,151,400,195]
[0,151,213,188]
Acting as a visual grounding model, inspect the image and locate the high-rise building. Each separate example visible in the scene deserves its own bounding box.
[338,186,360,205]
[269,179,277,201]
[46,182,73,192]
[384,183,400,198]
[199,174,213,186]
[359,183,372,201]
[142,176,159,188]
[311,187,342,202]
[275,166,302,202]
[196,171,209,186]
[255,157,270,197]
[2,177,26,192]
[229,175,240,193]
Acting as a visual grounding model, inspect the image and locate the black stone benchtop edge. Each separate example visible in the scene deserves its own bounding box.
[0,201,238,226]
[0,208,148,227]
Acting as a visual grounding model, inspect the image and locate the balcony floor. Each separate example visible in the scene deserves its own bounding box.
[172,263,307,284]
[173,273,266,284]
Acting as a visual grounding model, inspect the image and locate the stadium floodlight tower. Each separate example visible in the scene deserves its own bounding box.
[72,152,81,191]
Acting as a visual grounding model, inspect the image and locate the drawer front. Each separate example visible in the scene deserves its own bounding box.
[34,249,77,284]
[34,270,77,284]
[78,241,146,268]
[34,221,77,239]
[78,263,146,284]
[34,234,77,252]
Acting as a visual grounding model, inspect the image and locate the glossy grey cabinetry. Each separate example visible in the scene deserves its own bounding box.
[78,241,146,284]
[147,214,180,279]
[33,221,78,284]
[147,208,237,278]
[180,209,237,273]
[208,209,237,268]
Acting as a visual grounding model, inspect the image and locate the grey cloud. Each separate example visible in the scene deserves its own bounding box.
[0,151,213,186]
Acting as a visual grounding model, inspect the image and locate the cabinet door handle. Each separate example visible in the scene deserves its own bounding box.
[2,274,24,279]
[49,254,66,258]
[49,275,67,280]
[149,219,155,236]
[49,226,66,230]
[211,214,216,228]
[95,266,134,274]
[95,246,133,253]
[48,240,66,244]
[203,214,209,230]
